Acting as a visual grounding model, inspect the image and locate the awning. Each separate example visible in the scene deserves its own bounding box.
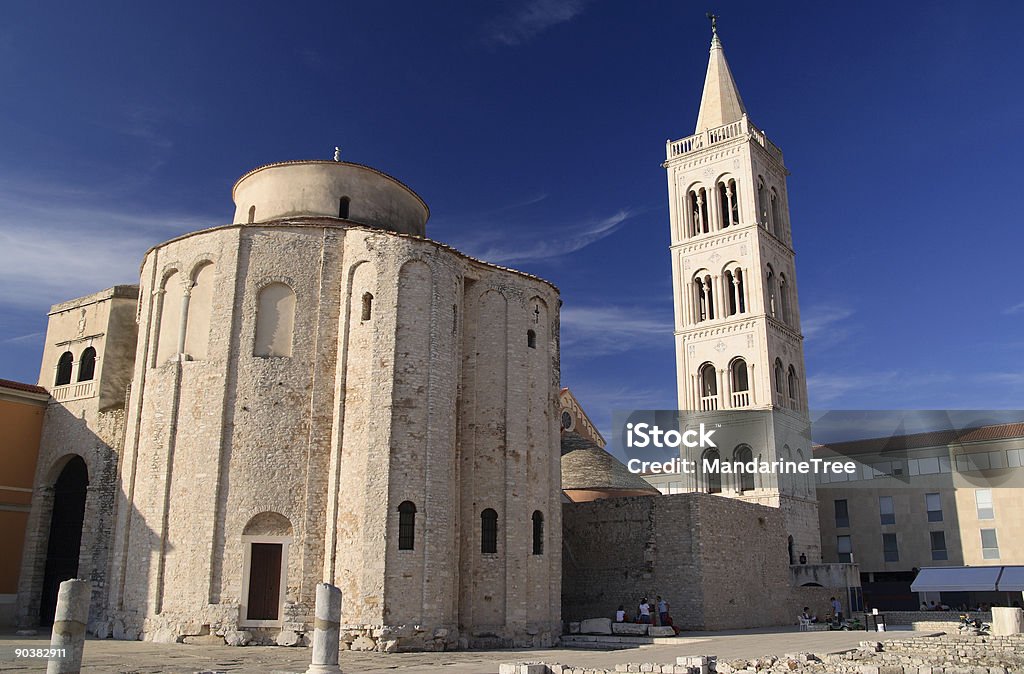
[996,566,1024,592]
[911,566,1003,592]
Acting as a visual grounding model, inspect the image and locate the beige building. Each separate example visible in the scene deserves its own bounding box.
[648,23,821,564]
[17,159,563,650]
[815,422,1024,609]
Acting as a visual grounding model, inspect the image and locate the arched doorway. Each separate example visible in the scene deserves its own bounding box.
[39,456,88,625]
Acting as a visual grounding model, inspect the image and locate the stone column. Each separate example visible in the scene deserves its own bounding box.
[47,579,91,674]
[992,607,1023,635]
[306,582,343,674]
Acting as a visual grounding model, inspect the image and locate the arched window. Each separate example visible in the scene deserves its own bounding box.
[700,362,718,410]
[728,179,740,225]
[730,358,749,407]
[361,292,373,321]
[532,511,544,555]
[774,358,784,399]
[155,270,183,366]
[185,262,215,361]
[734,445,755,492]
[339,196,350,219]
[718,182,730,229]
[788,365,799,408]
[689,188,709,235]
[770,188,781,237]
[695,274,714,321]
[733,268,746,313]
[779,275,791,324]
[766,267,777,319]
[398,501,416,551]
[481,508,498,554]
[757,177,768,227]
[527,329,536,349]
[55,351,73,386]
[703,449,722,494]
[254,283,296,357]
[77,347,96,382]
[248,205,256,224]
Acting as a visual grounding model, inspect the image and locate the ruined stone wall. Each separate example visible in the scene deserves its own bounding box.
[563,493,825,631]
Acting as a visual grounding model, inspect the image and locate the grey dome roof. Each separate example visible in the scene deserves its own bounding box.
[560,431,660,494]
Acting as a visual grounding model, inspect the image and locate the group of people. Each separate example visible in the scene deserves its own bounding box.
[615,595,677,632]
[799,596,844,625]
[921,600,1020,612]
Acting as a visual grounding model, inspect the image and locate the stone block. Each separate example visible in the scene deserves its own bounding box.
[223,630,252,647]
[612,622,648,636]
[648,626,675,637]
[182,634,224,646]
[569,622,581,634]
[499,665,519,674]
[580,618,613,635]
[991,608,1023,636]
[275,629,301,646]
[349,635,376,651]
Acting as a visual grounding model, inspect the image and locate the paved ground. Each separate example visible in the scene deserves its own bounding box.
[0,627,933,673]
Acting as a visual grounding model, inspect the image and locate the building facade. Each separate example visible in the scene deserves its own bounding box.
[17,160,563,651]
[815,422,1024,609]
[652,25,820,562]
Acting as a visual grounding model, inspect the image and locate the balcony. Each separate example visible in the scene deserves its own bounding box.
[52,380,96,402]
[731,391,750,407]
[700,395,719,411]
[666,115,783,163]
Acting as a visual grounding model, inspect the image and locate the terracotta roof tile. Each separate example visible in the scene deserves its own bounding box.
[814,422,1024,456]
[0,378,48,395]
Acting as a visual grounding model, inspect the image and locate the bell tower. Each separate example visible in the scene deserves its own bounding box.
[663,20,820,562]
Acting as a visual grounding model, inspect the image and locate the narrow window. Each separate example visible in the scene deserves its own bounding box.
[771,189,781,237]
[77,347,97,382]
[735,268,745,313]
[879,495,895,525]
[527,329,536,349]
[930,531,948,561]
[774,359,784,397]
[882,533,899,562]
[779,276,791,324]
[248,205,256,223]
[981,528,1000,559]
[531,511,544,555]
[757,177,768,227]
[481,508,498,554]
[788,365,799,407]
[766,269,777,318]
[834,499,849,528]
[925,493,943,522]
[339,196,350,219]
[452,304,458,335]
[836,535,852,563]
[698,188,709,234]
[728,179,739,225]
[976,489,994,519]
[55,351,74,386]
[704,448,721,493]
[718,182,730,229]
[735,445,754,492]
[699,362,717,410]
[723,270,737,315]
[361,292,373,321]
[688,191,700,237]
[398,501,416,550]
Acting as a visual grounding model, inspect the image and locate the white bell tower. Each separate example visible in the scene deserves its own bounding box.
[663,20,820,562]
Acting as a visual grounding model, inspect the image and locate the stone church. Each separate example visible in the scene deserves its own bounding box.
[14,22,859,650]
[16,160,563,650]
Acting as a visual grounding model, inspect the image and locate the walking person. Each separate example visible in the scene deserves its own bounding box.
[656,595,670,627]
[830,596,843,622]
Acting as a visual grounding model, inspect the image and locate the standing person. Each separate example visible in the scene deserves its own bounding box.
[615,605,626,622]
[656,595,670,626]
[830,596,843,622]
[638,597,652,624]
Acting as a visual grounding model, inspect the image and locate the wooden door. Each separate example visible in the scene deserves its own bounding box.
[246,543,282,621]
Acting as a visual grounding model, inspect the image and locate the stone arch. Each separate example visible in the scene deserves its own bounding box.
[702,448,722,493]
[184,260,215,360]
[242,511,293,537]
[254,282,296,357]
[39,455,89,625]
[155,268,183,366]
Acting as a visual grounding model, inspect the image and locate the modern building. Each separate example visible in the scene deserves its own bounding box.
[16,159,563,651]
[0,379,47,626]
[815,422,1024,609]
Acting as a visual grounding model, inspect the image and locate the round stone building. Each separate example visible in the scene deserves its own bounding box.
[91,160,562,649]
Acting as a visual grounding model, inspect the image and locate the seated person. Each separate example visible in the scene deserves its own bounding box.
[800,607,818,623]
[615,605,626,623]
[920,602,929,611]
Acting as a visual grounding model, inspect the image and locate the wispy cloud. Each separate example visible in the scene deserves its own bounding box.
[0,178,217,309]
[1,331,44,344]
[456,207,634,265]
[561,304,671,356]
[802,304,855,341]
[1004,301,1024,315]
[484,0,588,47]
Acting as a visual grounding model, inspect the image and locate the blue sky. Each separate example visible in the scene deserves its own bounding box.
[1,1,1023,441]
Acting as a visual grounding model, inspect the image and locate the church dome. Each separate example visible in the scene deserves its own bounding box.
[231,160,429,236]
[561,431,661,501]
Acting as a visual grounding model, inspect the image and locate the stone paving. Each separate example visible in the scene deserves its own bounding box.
[0,627,932,674]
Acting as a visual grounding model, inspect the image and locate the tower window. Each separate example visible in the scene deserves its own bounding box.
[770,188,781,237]
[55,351,73,386]
[788,365,799,407]
[527,329,536,349]
[779,275,791,324]
[398,501,416,550]
[734,445,754,492]
[695,275,714,321]
[532,511,544,555]
[481,508,498,554]
[703,448,721,493]
[766,268,777,319]
[718,182,730,229]
[77,347,96,382]
[730,358,749,407]
[248,205,256,223]
[774,359,784,398]
[361,292,373,321]
[339,196,350,219]
[757,177,768,227]
[700,362,718,410]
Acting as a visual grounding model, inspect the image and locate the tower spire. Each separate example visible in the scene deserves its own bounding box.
[693,15,746,133]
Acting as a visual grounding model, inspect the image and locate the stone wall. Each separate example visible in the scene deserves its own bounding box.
[563,493,837,630]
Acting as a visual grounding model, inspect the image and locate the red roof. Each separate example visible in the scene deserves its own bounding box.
[0,378,48,395]
[814,422,1024,456]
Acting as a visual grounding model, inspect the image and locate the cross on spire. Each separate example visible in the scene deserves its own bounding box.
[706,11,718,36]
